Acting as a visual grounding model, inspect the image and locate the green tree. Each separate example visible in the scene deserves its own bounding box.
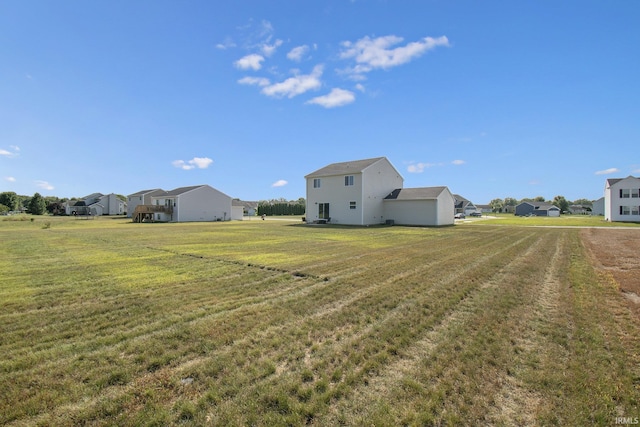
[504,197,518,207]
[489,198,504,213]
[0,191,19,211]
[28,193,47,215]
[552,195,569,213]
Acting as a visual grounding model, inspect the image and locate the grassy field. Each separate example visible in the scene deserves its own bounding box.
[2,215,640,426]
[462,212,640,227]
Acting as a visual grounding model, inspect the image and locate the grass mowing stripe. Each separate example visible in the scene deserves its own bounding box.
[322,228,558,425]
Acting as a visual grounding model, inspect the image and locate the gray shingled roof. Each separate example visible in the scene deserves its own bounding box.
[160,185,205,197]
[305,157,386,178]
[384,187,447,200]
[128,189,163,197]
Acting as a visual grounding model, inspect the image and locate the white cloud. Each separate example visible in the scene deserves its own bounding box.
[5,176,16,182]
[595,168,619,175]
[234,54,265,71]
[306,88,355,108]
[262,39,283,57]
[340,35,450,77]
[261,65,324,98]
[272,180,288,187]
[407,162,437,173]
[238,76,271,87]
[35,180,54,190]
[172,157,214,170]
[354,83,365,92]
[216,37,236,50]
[452,159,466,165]
[1,146,20,158]
[287,45,309,62]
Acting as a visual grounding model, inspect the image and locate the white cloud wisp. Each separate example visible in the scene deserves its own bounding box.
[172,157,214,170]
[595,168,619,175]
[340,35,450,78]
[261,65,324,98]
[306,88,355,108]
[234,54,265,71]
[272,180,288,187]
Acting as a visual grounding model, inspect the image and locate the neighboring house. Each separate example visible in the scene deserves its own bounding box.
[383,187,455,226]
[476,204,493,213]
[66,193,126,216]
[592,197,605,216]
[604,176,640,222]
[515,202,561,217]
[231,200,244,220]
[454,194,478,215]
[568,204,590,215]
[127,189,164,218]
[232,200,259,217]
[133,185,232,223]
[305,157,454,226]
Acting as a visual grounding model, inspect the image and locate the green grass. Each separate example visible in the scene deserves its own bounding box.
[1,216,639,425]
[467,212,640,227]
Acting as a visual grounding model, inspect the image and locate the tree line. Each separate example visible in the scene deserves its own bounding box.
[488,196,596,214]
[0,192,125,216]
[257,198,306,216]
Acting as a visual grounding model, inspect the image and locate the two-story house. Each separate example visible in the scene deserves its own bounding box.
[605,176,640,222]
[305,157,454,226]
[130,185,232,223]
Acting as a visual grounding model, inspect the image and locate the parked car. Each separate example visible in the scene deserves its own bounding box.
[469,212,482,217]
[454,213,465,219]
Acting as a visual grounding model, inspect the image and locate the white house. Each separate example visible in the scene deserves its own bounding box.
[132,185,232,223]
[305,157,454,226]
[454,194,478,215]
[305,157,403,225]
[604,176,640,222]
[66,192,126,216]
[127,189,164,218]
[383,187,455,226]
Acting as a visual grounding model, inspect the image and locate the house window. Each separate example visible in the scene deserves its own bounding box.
[632,188,640,198]
[350,201,356,210]
[345,175,354,186]
[633,206,640,215]
[313,178,321,188]
[621,189,630,198]
[621,206,631,215]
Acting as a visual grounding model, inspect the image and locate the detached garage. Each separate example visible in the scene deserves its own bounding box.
[383,186,455,226]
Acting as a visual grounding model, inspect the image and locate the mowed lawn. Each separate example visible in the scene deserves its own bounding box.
[1,216,640,426]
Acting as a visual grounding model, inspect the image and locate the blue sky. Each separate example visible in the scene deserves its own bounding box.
[1,1,638,204]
